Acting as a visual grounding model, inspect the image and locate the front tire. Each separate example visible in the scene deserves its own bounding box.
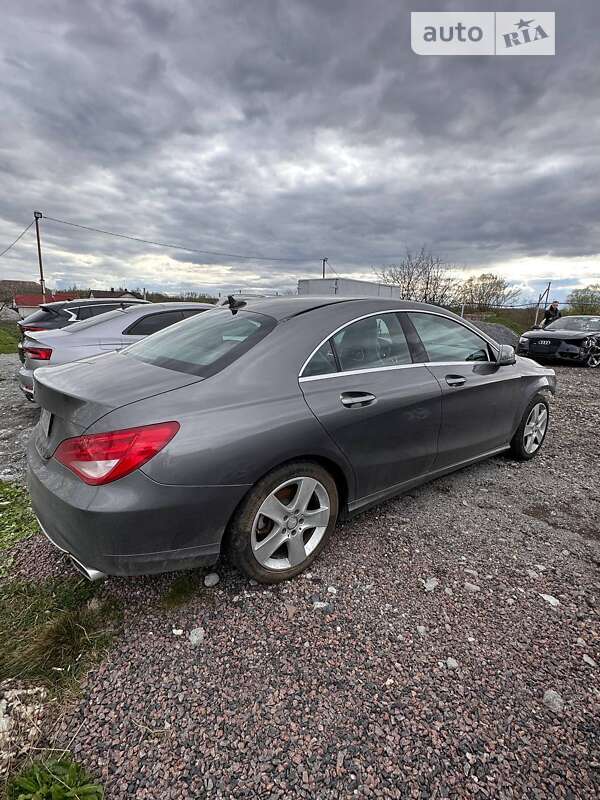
[228,461,339,583]
[585,351,600,368]
[509,395,550,461]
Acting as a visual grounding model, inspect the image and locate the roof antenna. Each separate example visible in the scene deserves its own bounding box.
[227,294,247,315]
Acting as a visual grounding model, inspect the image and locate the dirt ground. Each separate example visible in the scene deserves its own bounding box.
[1,353,599,799]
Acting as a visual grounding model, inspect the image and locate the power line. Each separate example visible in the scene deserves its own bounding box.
[326,261,343,278]
[42,215,314,264]
[0,220,34,258]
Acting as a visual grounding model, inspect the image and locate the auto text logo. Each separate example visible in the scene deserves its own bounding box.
[411,12,555,56]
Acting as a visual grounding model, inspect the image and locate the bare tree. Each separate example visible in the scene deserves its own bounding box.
[457,273,521,311]
[375,246,458,306]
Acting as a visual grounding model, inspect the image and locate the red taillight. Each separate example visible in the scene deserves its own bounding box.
[22,325,44,332]
[53,421,180,485]
[24,346,53,361]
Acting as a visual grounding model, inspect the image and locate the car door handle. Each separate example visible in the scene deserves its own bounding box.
[445,375,466,387]
[340,391,377,408]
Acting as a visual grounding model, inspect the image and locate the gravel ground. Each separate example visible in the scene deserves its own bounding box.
[0,355,39,481]
[2,353,599,798]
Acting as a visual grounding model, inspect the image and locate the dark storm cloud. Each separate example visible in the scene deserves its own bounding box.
[1,0,599,297]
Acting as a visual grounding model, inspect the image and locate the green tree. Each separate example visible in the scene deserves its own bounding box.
[566,284,600,314]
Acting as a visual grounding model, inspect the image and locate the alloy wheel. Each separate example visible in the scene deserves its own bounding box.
[251,476,331,571]
[586,351,600,368]
[523,402,548,454]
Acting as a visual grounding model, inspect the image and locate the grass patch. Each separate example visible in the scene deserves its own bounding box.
[483,313,527,336]
[0,578,120,688]
[160,572,215,609]
[6,757,104,799]
[0,482,38,553]
[0,321,19,354]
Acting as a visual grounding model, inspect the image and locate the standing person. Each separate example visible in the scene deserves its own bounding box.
[543,300,561,327]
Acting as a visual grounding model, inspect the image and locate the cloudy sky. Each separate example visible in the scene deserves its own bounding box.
[1,0,599,300]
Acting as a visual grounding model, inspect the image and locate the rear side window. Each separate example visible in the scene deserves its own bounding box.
[125,310,184,336]
[90,304,120,317]
[75,306,94,320]
[181,308,205,319]
[408,313,490,363]
[332,313,412,372]
[77,304,119,320]
[124,310,276,377]
[303,341,338,377]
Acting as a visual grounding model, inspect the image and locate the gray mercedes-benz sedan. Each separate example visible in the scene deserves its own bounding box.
[28,297,556,583]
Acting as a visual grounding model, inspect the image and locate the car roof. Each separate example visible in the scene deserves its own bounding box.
[41,298,148,309]
[237,296,452,321]
[119,301,215,312]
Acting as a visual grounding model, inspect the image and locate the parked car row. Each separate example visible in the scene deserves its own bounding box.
[25,296,557,584]
[17,296,149,336]
[17,302,212,399]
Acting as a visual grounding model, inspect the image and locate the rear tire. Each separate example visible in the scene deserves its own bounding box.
[228,461,338,584]
[509,395,550,461]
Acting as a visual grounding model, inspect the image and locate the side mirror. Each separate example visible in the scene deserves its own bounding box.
[496,344,516,366]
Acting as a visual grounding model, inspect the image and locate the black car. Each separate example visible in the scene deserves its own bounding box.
[17,298,149,338]
[517,315,600,367]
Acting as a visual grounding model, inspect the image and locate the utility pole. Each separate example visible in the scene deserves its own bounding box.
[321,257,328,279]
[33,211,46,302]
[534,281,551,327]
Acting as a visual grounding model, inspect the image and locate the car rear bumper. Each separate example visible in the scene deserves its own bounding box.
[17,365,34,397]
[27,437,250,577]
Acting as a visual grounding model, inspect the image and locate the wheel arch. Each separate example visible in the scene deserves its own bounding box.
[220,453,352,554]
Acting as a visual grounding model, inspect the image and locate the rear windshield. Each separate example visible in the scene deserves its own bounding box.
[123,309,276,377]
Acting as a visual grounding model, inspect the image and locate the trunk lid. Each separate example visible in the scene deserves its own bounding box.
[33,350,204,458]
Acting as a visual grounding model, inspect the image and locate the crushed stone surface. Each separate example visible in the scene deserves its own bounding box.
[1,353,599,797]
[0,355,39,482]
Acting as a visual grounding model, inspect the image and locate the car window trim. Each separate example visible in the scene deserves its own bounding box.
[298,308,500,379]
[299,360,495,383]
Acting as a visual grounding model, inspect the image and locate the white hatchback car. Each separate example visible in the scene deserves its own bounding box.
[18,301,214,400]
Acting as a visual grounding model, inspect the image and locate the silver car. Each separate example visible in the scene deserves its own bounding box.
[18,302,213,400]
[28,297,556,583]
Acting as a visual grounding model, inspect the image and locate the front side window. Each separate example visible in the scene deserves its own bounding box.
[332,312,412,372]
[124,309,276,377]
[408,313,490,362]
